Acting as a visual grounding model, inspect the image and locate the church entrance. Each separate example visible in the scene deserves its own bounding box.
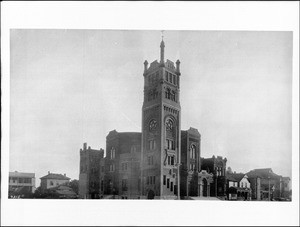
[147,190,155,199]
[198,170,213,197]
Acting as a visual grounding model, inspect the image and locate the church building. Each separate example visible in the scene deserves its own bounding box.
[78,37,223,200]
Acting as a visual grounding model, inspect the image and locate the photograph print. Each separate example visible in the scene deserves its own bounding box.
[9,29,292,201]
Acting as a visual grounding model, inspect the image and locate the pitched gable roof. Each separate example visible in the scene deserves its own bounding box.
[246,168,282,179]
[40,173,70,180]
[227,174,238,182]
[227,173,245,182]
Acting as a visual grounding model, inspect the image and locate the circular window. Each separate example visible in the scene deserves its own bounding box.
[149,119,157,131]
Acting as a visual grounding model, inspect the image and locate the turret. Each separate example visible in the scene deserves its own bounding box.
[176,60,181,74]
[144,60,148,73]
[160,39,165,64]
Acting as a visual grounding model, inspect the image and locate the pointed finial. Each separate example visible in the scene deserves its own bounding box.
[160,31,165,64]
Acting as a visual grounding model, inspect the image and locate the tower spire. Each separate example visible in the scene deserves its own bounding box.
[160,30,165,64]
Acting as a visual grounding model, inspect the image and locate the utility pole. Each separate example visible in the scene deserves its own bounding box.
[176,162,181,200]
[268,176,271,201]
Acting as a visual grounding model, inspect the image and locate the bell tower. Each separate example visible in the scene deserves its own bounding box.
[141,36,181,199]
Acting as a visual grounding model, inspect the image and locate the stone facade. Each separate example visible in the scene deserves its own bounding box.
[180,128,202,198]
[103,130,141,199]
[79,143,104,199]
[141,39,181,200]
[201,156,227,197]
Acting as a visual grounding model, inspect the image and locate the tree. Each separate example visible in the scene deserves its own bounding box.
[33,186,57,199]
[68,179,79,194]
[227,166,233,174]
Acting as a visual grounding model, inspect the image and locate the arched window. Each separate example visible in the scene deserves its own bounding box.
[190,144,196,159]
[165,119,173,131]
[111,147,115,159]
[171,91,176,102]
[165,88,171,99]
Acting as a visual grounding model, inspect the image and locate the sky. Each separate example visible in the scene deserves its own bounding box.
[9,30,292,186]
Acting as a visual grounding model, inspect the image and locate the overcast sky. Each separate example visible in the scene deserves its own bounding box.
[10,30,292,185]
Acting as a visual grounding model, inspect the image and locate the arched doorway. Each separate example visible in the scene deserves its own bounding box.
[147,190,155,199]
[202,178,208,197]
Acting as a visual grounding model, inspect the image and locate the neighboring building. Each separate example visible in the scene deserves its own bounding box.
[141,38,182,200]
[247,168,283,201]
[281,177,291,200]
[103,130,141,199]
[99,157,105,197]
[247,176,261,201]
[9,171,36,197]
[180,127,213,198]
[226,174,238,200]
[40,171,70,191]
[78,143,104,199]
[201,156,227,197]
[226,173,251,200]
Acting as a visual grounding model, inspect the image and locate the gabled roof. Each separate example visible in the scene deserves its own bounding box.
[227,174,238,182]
[40,173,70,180]
[227,173,246,182]
[246,168,281,179]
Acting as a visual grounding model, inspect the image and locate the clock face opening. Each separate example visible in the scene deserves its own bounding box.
[149,119,157,131]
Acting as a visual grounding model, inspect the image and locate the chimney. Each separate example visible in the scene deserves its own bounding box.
[48,171,50,174]
[88,146,91,150]
[64,173,66,177]
[83,143,87,150]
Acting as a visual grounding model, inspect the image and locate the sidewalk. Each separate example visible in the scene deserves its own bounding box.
[190,196,221,200]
